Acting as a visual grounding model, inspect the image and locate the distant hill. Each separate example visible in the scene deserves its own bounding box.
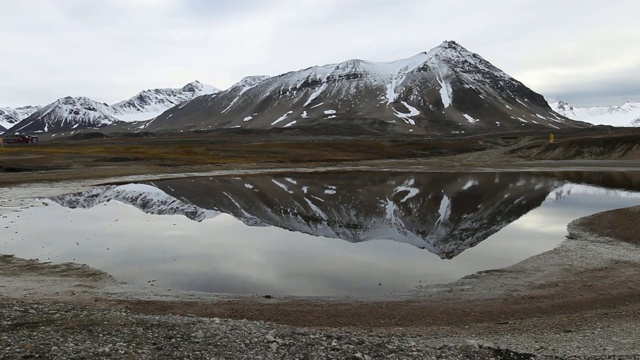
[550,100,640,127]
[5,81,218,135]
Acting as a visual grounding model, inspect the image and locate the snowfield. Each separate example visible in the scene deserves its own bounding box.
[551,100,640,127]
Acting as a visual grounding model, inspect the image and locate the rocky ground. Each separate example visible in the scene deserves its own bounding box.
[1,300,550,360]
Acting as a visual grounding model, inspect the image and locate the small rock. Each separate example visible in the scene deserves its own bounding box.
[270,342,278,352]
[195,330,204,339]
[466,339,481,348]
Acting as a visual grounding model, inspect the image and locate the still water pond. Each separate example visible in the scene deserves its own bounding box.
[2,171,640,296]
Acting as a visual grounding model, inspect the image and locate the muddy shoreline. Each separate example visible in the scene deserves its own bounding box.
[2,161,640,358]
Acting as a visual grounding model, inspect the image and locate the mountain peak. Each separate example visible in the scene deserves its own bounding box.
[438,40,464,49]
[233,75,271,89]
[430,40,473,56]
[181,80,219,95]
[181,80,203,92]
[552,100,573,111]
[54,96,104,105]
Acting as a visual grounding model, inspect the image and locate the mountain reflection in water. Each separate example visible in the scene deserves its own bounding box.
[52,172,566,259]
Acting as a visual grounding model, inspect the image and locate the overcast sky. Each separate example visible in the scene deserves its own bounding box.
[1,0,639,108]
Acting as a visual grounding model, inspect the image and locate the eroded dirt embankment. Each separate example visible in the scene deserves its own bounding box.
[571,205,640,245]
[511,133,640,160]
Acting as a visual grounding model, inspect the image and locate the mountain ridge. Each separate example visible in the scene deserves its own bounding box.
[145,41,587,134]
[0,106,42,134]
[5,81,218,135]
[3,41,596,137]
[550,100,640,127]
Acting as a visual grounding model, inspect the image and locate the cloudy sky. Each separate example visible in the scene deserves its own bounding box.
[1,0,639,108]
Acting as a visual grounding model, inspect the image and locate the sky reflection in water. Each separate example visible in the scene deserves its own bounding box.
[1,171,639,296]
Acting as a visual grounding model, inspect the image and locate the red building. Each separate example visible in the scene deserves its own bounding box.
[0,134,39,144]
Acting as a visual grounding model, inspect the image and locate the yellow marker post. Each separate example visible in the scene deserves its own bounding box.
[549,133,554,143]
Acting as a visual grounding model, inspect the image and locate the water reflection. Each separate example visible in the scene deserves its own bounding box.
[1,171,639,296]
[53,172,564,258]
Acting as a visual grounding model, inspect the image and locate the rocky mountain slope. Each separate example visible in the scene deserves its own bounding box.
[51,172,561,259]
[0,106,41,134]
[8,97,121,134]
[145,41,587,134]
[550,100,640,127]
[5,81,217,135]
[110,81,219,122]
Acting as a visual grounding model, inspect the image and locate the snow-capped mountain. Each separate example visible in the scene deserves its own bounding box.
[9,97,121,134]
[50,183,219,222]
[0,105,41,133]
[146,41,587,134]
[52,172,561,258]
[111,81,219,122]
[5,81,218,135]
[550,100,640,127]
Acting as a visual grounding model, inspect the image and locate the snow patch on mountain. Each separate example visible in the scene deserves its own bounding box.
[304,83,329,107]
[436,195,452,225]
[393,179,420,203]
[272,111,293,125]
[436,74,453,108]
[462,113,479,124]
[393,101,420,125]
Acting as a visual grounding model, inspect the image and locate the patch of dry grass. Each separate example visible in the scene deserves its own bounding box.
[0,135,489,171]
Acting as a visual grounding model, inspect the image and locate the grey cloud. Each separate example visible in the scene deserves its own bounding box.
[0,0,639,107]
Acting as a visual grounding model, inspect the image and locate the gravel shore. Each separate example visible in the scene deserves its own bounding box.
[2,300,550,360]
